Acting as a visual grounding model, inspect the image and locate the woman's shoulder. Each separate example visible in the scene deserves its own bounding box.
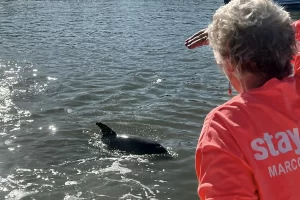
[198,96,246,147]
[204,95,246,122]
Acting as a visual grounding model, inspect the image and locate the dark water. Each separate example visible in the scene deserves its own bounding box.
[0,0,299,199]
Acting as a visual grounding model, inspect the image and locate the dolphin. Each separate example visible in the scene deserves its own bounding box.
[96,122,168,155]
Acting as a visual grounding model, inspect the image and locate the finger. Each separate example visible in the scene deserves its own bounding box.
[185,33,208,44]
[185,35,208,47]
[185,38,209,49]
[186,34,206,44]
[185,32,202,42]
[185,29,206,42]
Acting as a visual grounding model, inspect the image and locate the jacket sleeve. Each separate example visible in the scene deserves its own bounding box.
[195,114,258,200]
[291,20,300,75]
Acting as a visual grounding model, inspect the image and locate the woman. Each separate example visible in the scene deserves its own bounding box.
[189,0,300,199]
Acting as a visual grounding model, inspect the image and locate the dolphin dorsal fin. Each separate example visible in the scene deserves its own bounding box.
[96,122,117,138]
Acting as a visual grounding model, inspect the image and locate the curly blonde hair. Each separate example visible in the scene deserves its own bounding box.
[207,0,296,79]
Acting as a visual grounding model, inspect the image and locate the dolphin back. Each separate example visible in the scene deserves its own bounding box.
[102,136,168,155]
[96,122,168,155]
[96,122,117,137]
